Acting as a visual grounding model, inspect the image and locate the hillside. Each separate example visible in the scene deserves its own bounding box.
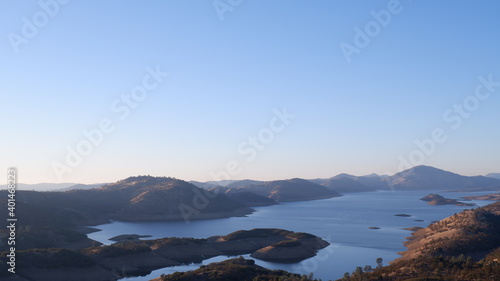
[0,176,251,224]
[310,165,500,193]
[224,191,278,207]
[388,165,500,191]
[316,177,377,193]
[0,176,255,252]
[339,201,500,281]
[98,176,252,221]
[226,179,266,188]
[218,178,341,202]
[397,201,500,261]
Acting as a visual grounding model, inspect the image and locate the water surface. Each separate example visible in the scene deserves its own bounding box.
[87,190,494,280]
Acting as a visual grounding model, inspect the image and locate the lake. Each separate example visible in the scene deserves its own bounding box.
[87,190,494,280]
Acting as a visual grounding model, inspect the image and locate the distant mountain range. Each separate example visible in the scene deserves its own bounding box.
[486,173,500,180]
[0,182,106,191]
[194,166,500,194]
[209,178,341,204]
[388,166,500,191]
[0,182,78,191]
[56,183,107,191]
[2,166,499,196]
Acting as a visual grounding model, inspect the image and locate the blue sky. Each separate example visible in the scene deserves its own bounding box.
[1,0,499,184]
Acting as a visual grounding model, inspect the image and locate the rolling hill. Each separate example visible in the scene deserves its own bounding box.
[213,178,341,202]
[388,165,500,191]
[0,176,253,225]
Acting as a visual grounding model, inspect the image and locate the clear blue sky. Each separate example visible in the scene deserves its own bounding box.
[1,0,499,184]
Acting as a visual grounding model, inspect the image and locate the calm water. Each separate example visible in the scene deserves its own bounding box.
[87,190,494,281]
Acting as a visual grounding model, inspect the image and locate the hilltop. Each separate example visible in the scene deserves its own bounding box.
[0,176,252,225]
[388,165,500,191]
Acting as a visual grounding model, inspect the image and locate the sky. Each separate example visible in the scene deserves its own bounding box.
[1,0,499,184]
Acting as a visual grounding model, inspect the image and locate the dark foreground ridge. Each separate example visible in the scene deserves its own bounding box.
[0,228,328,281]
[152,257,320,281]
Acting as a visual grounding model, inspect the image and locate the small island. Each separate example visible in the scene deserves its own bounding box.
[394,214,412,217]
[420,194,475,206]
[109,234,153,242]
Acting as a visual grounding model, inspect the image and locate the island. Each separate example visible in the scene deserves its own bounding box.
[109,234,153,242]
[394,214,412,217]
[420,193,475,206]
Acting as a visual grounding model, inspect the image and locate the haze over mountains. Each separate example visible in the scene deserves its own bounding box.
[198,166,500,196]
[5,165,499,231]
[3,165,495,226]
[486,173,500,180]
[2,166,500,195]
[209,178,341,203]
[0,183,106,192]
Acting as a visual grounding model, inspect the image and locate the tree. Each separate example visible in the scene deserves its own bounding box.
[376,257,383,268]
